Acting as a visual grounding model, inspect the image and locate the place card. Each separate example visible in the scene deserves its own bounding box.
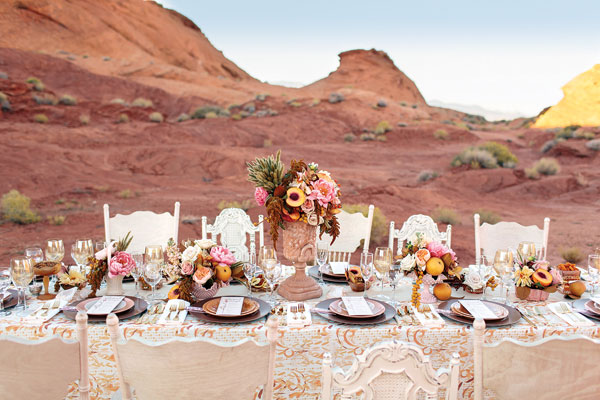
[342,296,373,316]
[459,300,497,319]
[329,262,348,275]
[87,296,124,315]
[216,297,244,316]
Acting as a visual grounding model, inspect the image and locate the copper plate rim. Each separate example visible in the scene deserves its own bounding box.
[201,297,260,317]
[573,298,600,321]
[76,297,135,315]
[438,299,520,327]
[308,266,347,283]
[450,302,509,321]
[63,296,148,322]
[189,296,271,324]
[314,298,395,325]
[329,298,386,319]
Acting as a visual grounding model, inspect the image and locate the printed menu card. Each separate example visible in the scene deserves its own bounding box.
[342,296,373,316]
[88,296,124,315]
[459,300,497,319]
[216,297,244,316]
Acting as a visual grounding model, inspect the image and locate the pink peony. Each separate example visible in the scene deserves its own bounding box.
[108,251,135,278]
[210,246,236,265]
[307,178,337,207]
[254,187,268,206]
[181,261,194,276]
[426,241,456,261]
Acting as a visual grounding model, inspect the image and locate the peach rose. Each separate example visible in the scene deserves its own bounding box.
[415,249,431,267]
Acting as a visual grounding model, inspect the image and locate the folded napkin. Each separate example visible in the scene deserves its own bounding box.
[326,286,346,299]
[548,302,595,327]
[24,298,64,324]
[158,299,189,324]
[286,303,311,327]
[409,305,445,327]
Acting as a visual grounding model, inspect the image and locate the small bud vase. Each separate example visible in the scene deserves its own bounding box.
[105,275,124,296]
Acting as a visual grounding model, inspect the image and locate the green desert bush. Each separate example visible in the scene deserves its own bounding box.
[191,105,229,119]
[343,204,387,246]
[311,98,320,106]
[475,209,500,224]
[555,125,580,140]
[79,114,90,125]
[58,94,77,105]
[434,129,449,140]
[0,92,6,102]
[117,189,134,199]
[343,133,356,142]
[360,133,376,141]
[177,113,190,122]
[432,207,460,225]
[540,139,559,153]
[417,170,439,182]
[47,215,66,226]
[452,148,498,169]
[217,199,253,212]
[131,98,153,108]
[26,77,41,84]
[33,94,57,105]
[263,138,273,148]
[231,113,242,121]
[1,190,40,224]
[204,111,218,119]
[374,120,392,135]
[586,139,600,151]
[117,113,129,124]
[531,157,560,176]
[110,98,127,106]
[33,114,48,124]
[376,135,387,142]
[480,141,518,167]
[560,247,584,264]
[525,167,540,180]
[574,129,595,140]
[149,112,163,123]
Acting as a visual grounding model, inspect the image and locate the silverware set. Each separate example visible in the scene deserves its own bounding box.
[556,303,589,325]
[396,305,417,325]
[31,299,61,319]
[139,303,165,324]
[168,302,186,321]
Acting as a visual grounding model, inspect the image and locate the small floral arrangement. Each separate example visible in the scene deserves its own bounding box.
[166,238,242,302]
[247,150,341,248]
[513,253,559,299]
[87,232,133,297]
[462,268,498,293]
[55,269,86,291]
[395,233,462,307]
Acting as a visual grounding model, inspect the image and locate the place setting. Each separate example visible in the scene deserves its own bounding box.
[187,296,271,324]
[307,262,349,284]
[437,299,521,327]
[312,296,396,325]
[62,294,148,322]
[563,298,599,326]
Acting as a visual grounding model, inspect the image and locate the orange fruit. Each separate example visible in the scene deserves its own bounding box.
[425,257,445,276]
[569,281,586,297]
[167,284,180,300]
[433,283,452,300]
[215,263,232,282]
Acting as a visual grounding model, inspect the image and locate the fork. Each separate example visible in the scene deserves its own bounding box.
[404,305,418,324]
[534,306,548,323]
[290,305,298,320]
[298,303,307,320]
[419,305,431,320]
[558,303,586,325]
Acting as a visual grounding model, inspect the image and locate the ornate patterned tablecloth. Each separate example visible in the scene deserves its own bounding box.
[1,283,598,399]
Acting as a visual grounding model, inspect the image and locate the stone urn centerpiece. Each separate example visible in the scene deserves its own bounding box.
[277,222,323,301]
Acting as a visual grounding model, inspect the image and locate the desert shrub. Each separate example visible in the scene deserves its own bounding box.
[191,105,229,119]
[26,77,41,84]
[342,204,387,246]
[475,209,500,224]
[47,215,66,226]
[411,104,418,109]
[204,111,218,119]
[560,247,584,264]
[110,98,127,106]
[177,113,190,122]
[525,167,540,180]
[58,94,77,105]
[79,114,90,125]
[311,98,320,106]
[360,133,375,141]
[417,170,439,182]
[432,207,460,225]
[376,135,387,142]
[586,139,600,151]
[117,113,129,124]
[0,92,6,102]
[531,157,560,176]
[434,129,448,140]
[217,199,253,212]
[131,98,153,108]
[374,120,392,135]
[289,101,302,107]
[573,129,595,140]
[517,132,525,139]
[328,93,344,104]
[540,139,559,153]
[33,114,48,124]
[576,172,589,187]
[452,148,498,169]
[118,189,134,199]
[397,122,408,127]
[555,125,580,140]
[480,142,518,167]
[0,72,7,79]
[149,112,163,123]
[263,138,273,147]
[377,99,387,108]
[94,185,110,192]
[1,190,40,224]
[344,133,356,142]
[231,113,242,121]
[400,101,407,106]
[255,94,268,102]
[33,94,57,105]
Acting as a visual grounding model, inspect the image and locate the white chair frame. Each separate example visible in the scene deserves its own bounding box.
[107,313,277,400]
[201,208,264,262]
[320,205,375,262]
[0,311,89,399]
[389,214,452,255]
[473,214,550,264]
[322,340,460,400]
[473,319,600,400]
[103,202,180,254]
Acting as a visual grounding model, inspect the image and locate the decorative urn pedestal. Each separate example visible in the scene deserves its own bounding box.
[277,222,323,301]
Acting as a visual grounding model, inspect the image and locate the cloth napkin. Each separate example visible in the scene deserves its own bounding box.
[158,299,189,324]
[286,303,311,327]
[548,302,595,327]
[409,305,445,327]
[23,298,63,324]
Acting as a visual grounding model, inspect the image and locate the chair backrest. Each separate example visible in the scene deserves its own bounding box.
[201,208,264,262]
[473,319,600,400]
[388,214,452,255]
[320,205,375,262]
[0,311,89,400]
[473,214,550,264]
[322,340,459,400]
[104,202,180,254]
[107,313,278,400]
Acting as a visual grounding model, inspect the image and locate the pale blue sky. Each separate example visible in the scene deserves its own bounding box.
[156,0,599,117]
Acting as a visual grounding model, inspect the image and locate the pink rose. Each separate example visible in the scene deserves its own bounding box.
[193,266,212,285]
[210,246,236,265]
[108,251,135,278]
[307,178,337,207]
[550,268,562,285]
[181,261,194,276]
[301,199,315,213]
[426,241,456,261]
[254,187,268,206]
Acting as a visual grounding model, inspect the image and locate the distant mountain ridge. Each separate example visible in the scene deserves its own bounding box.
[428,100,526,121]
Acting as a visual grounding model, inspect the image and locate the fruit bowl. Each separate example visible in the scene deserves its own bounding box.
[345,266,374,292]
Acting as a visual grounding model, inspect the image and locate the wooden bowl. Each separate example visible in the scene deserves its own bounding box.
[33,261,60,276]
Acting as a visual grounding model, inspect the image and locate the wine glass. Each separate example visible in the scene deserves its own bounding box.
[25,247,43,264]
[131,253,144,297]
[259,246,277,265]
[0,267,12,316]
[145,245,164,265]
[478,255,491,300]
[243,252,257,296]
[587,254,600,296]
[360,252,374,298]
[72,239,93,275]
[262,260,281,306]
[316,241,329,284]
[389,263,402,305]
[373,247,392,299]
[517,241,536,261]
[45,239,65,263]
[493,249,514,305]
[10,257,34,315]
[144,263,162,304]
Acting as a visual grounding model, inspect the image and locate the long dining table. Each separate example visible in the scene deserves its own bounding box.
[1,274,599,400]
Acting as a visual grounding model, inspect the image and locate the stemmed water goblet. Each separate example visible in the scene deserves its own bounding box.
[145,245,164,265]
[389,263,402,306]
[316,241,329,285]
[131,253,144,297]
[493,249,514,305]
[0,267,12,316]
[360,252,374,298]
[10,257,35,316]
[588,254,600,296]
[262,260,281,306]
[243,252,257,296]
[72,239,93,275]
[478,255,492,300]
[25,247,43,265]
[373,247,392,300]
[144,262,162,305]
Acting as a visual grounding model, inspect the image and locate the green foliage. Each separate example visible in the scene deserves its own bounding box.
[79,114,90,125]
[452,148,498,169]
[555,125,580,140]
[131,98,153,108]
[475,209,500,224]
[586,139,600,151]
[231,113,242,121]
[110,98,128,106]
[149,112,163,123]
[0,92,6,102]
[33,114,48,124]
[540,139,559,153]
[33,94,57,105]
[342,204,387,246]
[560,247,584,264]
[47,215,66,226]
[117,113,129,124]
[411,104,418,109]
[432,207,460,225]
[434,129,448,140]
[26,77,41,84]
[531,157,560,176]
[191,105,230,119]
[58,94,77,105]
[246,150,284,192]
[374,120,392,135]
[417,170,438,182]
[177,113,190,122]
[574,129,595,140]
[217,199,253,212]
[311,98,320,106]
[289,101,302,107]
[118,189,134,199]
[204,111,218,119]
[343,133,356,142]
[525,167,540,180]
[1,190,40,224]
[480,141,518,167]
[263,138,273,148]
[376,135,387,142]
[360,133,375,141]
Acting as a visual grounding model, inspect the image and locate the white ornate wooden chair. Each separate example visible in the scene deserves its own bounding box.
[103,202,180,254]
[201,208,264,262]
[473,319,600,400]
[389,214,452,255]
[0,311,89,399]
[107,313,278,400]
[322,340,460,400]
[320,205,375,262]
[474,214,550,264]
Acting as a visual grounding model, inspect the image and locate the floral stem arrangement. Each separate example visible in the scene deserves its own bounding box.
[166,238,242,302]
[86,232,134,297]
[247,150,342,249]
[513,252,559,300]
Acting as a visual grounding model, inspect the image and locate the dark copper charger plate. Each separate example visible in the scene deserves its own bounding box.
[437,299,520,327]
[308,266,347,284]
[572,298,600,322]
[62,296,148,322]
[314,297,395,325]
[1,289,18,309]
[189,296,271,324]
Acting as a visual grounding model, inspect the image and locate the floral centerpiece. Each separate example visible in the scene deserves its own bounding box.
[87,232,133,297]
[165,238,242,302]
[513,253,559,301]
[55,269,86,291]
[247,150,341,248]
